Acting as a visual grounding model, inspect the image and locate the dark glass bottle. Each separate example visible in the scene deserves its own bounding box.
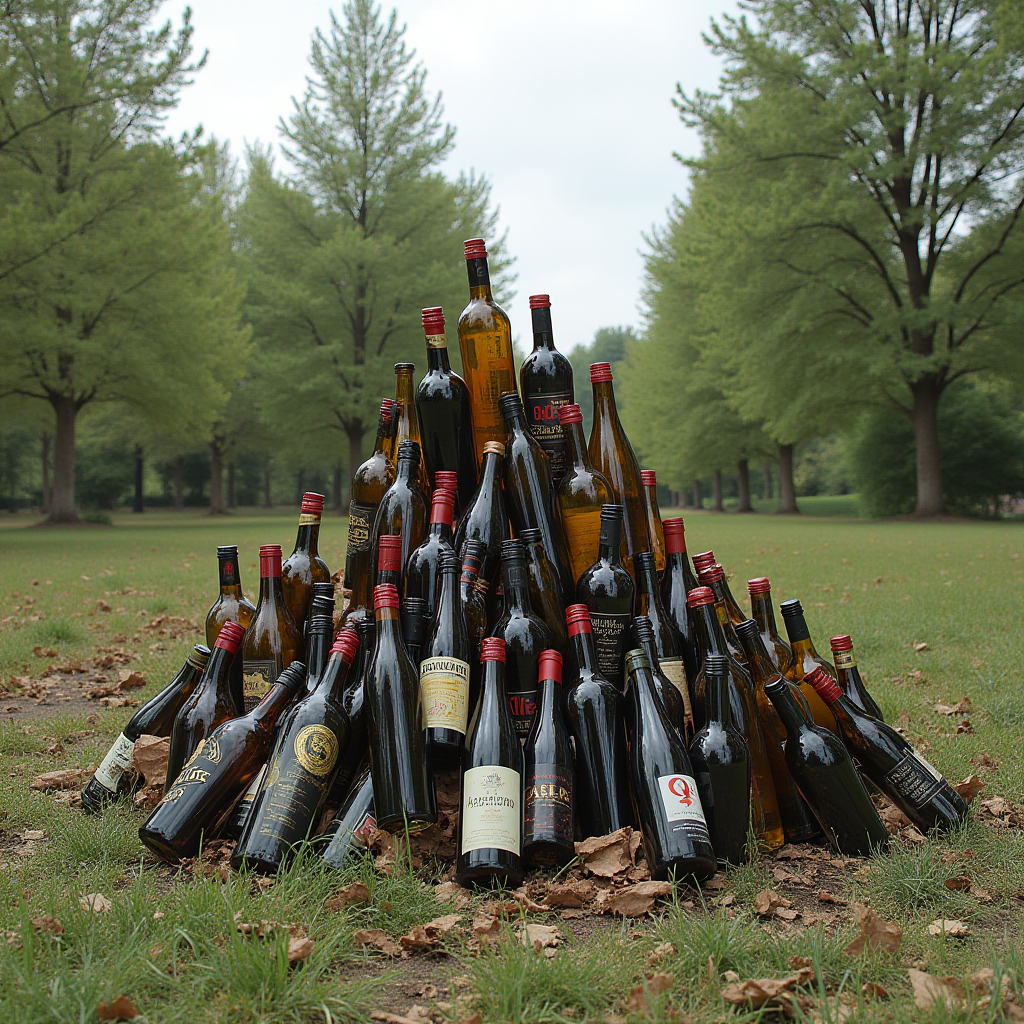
[366,584,437,833]
[434,470,460,523]
[519,527,568,657]
[342,399,395,625]
[371,440,429,600]
[806,668,967,834]
[81,645,210,811]
[734,618,822,844]
[305,583,336,639]
[455,637,524,889]
[420,551,471,763]
[575,505,634,691]
[622,648,716,881]
[498,391,574,604]
[322,765,376,869]
[304,613,335,692]
[829,635,886,721]
[232,631,360,874]
[281,491,332,635]
[779,599,840,731]
[763,673,889,856]
[401,597,428,667]
[747,577,795,677]
[328,618,374,804]
[415,306,478,511]
[660,518,701,685]
[633,615,687,741]
[166,621,246,789]
[405,487,456,624]
[459,540,489,713]
[241,544,302,713]
[519,294,574,489]
[139,663,305,863]
[639,471,666,574]
[453,440,508,601]
[692,551,746,626]
[490,539,554,742]
[523,649,575,868]
[697,564,747,664]
[394,362,432,496]
[375,534,402,589]
[205,545,256,710]
[564,604,633,837]
[688,654,750,866]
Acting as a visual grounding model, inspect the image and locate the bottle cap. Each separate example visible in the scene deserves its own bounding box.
[734,618,759,641]
[698,564,725,585]
[519,527,542,544]
[687,587,715,608]
[275,661,307,693]
[356,618,376,640]
[590,362,613,383]
[216,545,239,558]
[481,636,505,662]
[394,362,415,374]
[310,596,335,618]
[806,665,842,702]
[421,307,445,333]
[624,648,650,674]
[397,439,421,463]
[640,470,657,487]
[557,403,583,425]
[748,576,772,596]
[497,391,524,418]
[662,517,686,554]
[600,504,624,522]
[528,294,551,310]
[373,584,400,610]
[464,238,488,260]
[830,635,853,653]
[258,544,283,577]
[434,470,458,492]
[378,535,402,573]
[308,613,335,635]
[381,398,394,411]
[331,628,361,662]
[300,492,325,515]
[188,644,212,668]
[482,441,506,456]
[460,540,485,576]
[439,550,460,573]
[501,538,525,561]
[634,551,655,573]
[538,649,563,683]
[429,488,456,526]
[313,582,335,599]
[692,550,716,571]
[214,620,246,652]
[632,615,654,642]
[565,603,592,636]
[780,599,804,618]
[705,654,729,676]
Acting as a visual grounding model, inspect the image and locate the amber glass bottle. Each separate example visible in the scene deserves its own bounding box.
[519,295,574,489]
[206,545,256,710]
[588,363,649,576]
[693,552,745,626]
[747,577,795,676]
[698,564,749,664]
[829,635,885,721]
[640,471,666,574]
[242,544,302,713]
[281,492,331,636]
[371,440,429,599]
[457,238,517,469]
[779,599,839,731]
[453,441,508,600]
[394,363,431,495]
[556,403,612,587]
[519,528,568,658]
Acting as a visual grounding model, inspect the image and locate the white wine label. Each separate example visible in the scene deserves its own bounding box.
[242,659,278,713]
[298,513,321,525]
[886,749,945,808]
[461,765,521,855]
[658,773,709,829]
[834,650,856,669]
[420,656,470,734]
[660,657,694,723]
[92,732,136,793]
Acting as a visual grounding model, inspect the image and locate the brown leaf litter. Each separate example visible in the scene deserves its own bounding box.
[843,904,903,955]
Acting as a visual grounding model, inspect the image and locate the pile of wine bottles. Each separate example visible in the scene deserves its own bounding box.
[81,238,968,884]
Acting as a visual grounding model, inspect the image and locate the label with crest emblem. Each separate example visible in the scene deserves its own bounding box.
[461,765,521,855]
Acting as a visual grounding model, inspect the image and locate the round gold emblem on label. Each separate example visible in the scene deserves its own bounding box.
[293,724,338,776]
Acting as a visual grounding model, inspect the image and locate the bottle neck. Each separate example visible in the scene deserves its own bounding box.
[502,560,532,615]
[205,645,235,691]
[428,519,453,542]
[437,567,458,615]
[530,307,555,351]
[741,628,781,686]
[784,610,816,656]
[258,573,284,606]
[249,679,295,727]
[569,629,600,678]
[395,371,415,406]
[751,593,781,640]
[639,634,662,674]
[767,680,812,738]
[598,520,623,564]
[637,562,659,599]
[293,522,320,557]
[705,670,731,726]
[694,604,728,661]
[592,380,619,424]
[503,408,528,436]
[466,257,492,298]
[630,663,662,722]
[396,457,417,484]
[536,676,557,724]
[480,658,506,715]
[479,452,500,494]
[425,336,452,373]
[563,419,592,471]
[373,410,391,452]
[314,651,353,703]
[217,555,243,597]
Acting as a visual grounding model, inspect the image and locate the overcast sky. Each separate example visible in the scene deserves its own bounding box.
[162,0,737,352]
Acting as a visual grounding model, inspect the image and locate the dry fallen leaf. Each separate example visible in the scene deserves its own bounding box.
[943,875,971,891]
[117,670,146,690]
[648,941,677,965]
[470,912,501,945]
[399,915,463,951]
[325,882,371,912]
[861,981,888,1000]
[955,775,985,803]
[353,929,404,957]
[97,996,139,1020]
[913,641,930,652]
[624,973,674,1014]
[843,904,902,955]
[518,922,562,956]
[541,879,596,908]
[721,969,815,1013]
[753,889,794,919]
[287,936,315,962]
[31,915,63,935]
[597,880,673,918]
[31,768,87,791]
[434,880,473,909]
[575,827,633,878]
[80,893,112,913]
[909,969,965,1011]
[130,735,169,785]
[981,796,1008,817]
[928,919,972,938]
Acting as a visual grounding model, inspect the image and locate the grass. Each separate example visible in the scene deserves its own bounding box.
[0,507,1020,1021]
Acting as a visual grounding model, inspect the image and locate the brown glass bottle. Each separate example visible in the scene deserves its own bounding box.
[640,471,666,574]
[693,552,746,626]
[829,635,886,721]
[282,492,332,636]
[139,662,305,863]
[519,528,568,658]
[588,363,649,576]
[206,545,256,710]
[459,540,489,713]
[698,564,749,665]
[457,238,517,470]
[747,577,795,676]
[660,519,701,686]
[394,363,432,495]
[633,614,687,741]
[779,599,839,732]
[242,544,302,713]
[371,440,429,600]
[453,440,509,604]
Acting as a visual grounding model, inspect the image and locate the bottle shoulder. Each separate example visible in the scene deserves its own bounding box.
[520,347,573,383]
[458,298,511,333]
[577,561,634,599]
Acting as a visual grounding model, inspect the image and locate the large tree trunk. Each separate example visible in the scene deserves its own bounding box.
[692,479,702,509]
[333,462,346,514]
[40,431,51,514]
[736,458,752,512]
[777,444,800,514]
[764,463,773,500]
[48,394,78,524]
[210,442,225,515]
[911,378,946,516]
[174,457,184,511]
[227,462,236,508]
[713,470,724,512]
[133,446,144,514]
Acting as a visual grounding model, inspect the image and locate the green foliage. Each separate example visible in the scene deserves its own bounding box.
[848,381,1024,517]
[74,443,134,509]
[794,438,853,497]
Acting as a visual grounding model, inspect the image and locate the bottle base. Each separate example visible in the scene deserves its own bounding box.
[138,829,182,865]
[375,812,437,835]
[523,839,575,871]
[454,864,524,890]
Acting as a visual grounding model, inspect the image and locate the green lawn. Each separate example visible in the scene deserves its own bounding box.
[0,508,1021,1023]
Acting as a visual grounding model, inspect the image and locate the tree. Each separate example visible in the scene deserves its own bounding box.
[568,326,636,435]
[679,0,1024,516]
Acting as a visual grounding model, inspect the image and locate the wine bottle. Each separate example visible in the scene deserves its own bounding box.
[734,618,822,843]
[747,577,795,677]
[420,550,471,764]
[416,306,478,511]
[575,505,634,691]
[281,492,332,635]
[633,614,687,741]
[401,597,429,668]
[81,644,211,811]
[763,673,889,856]
[588,363,650,575]
[455,637,524,889]
[779,599,840,731]
[688,654,751,865]
[806,667,967,834]
[166,621,246,789]
[241,544,302,713]
[232,631,360,874]
[556,403,613,586]
[692,551,746,626]
[622,648,716,881]
[306,582,336,637]
[375,534,402,589]
[519,295,574,488]
[564,604,633,837]
[523,649,575,868]
[459,539,489,714]
[687,587,785,852]
[659,518,701,685]
[328,618,374,804]
[490,539,554,742]
[342,399,395,625]
[322,764,376,869]
[366,584,437,833]
[697,564,749,664]
[639,471,666,574]
[519,528,568,657]
[453,440,508,602]
[829,635,886,721]
[371,440,429,599]
[498,391,575,604]
[434,470,460,522]
[635,551,692,734]
[405,488,456,624]
[304,613,335,692]
[139,663,306,863]
[457,238,517,470]
[394,362,432,495]
[205,545,256,711]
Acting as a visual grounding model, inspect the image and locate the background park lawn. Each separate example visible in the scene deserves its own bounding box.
[0,509,1020,1022]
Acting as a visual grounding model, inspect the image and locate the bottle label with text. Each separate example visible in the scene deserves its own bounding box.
[461,765,521,855]
[660,657,694,723]
[590,612,631,688]
[92,732,136,794]
[256,744,334,844]
[657,773,712,843]
[562,509,602,580]
[298,513,321,526]
[834,650,856,670]
[885,749,945,808]
[420,656,470,734]
[525,391,571,480]
[524,762,573,846]
[242,659,278,713]
[345,502,378,566]
[230,763,266,831]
